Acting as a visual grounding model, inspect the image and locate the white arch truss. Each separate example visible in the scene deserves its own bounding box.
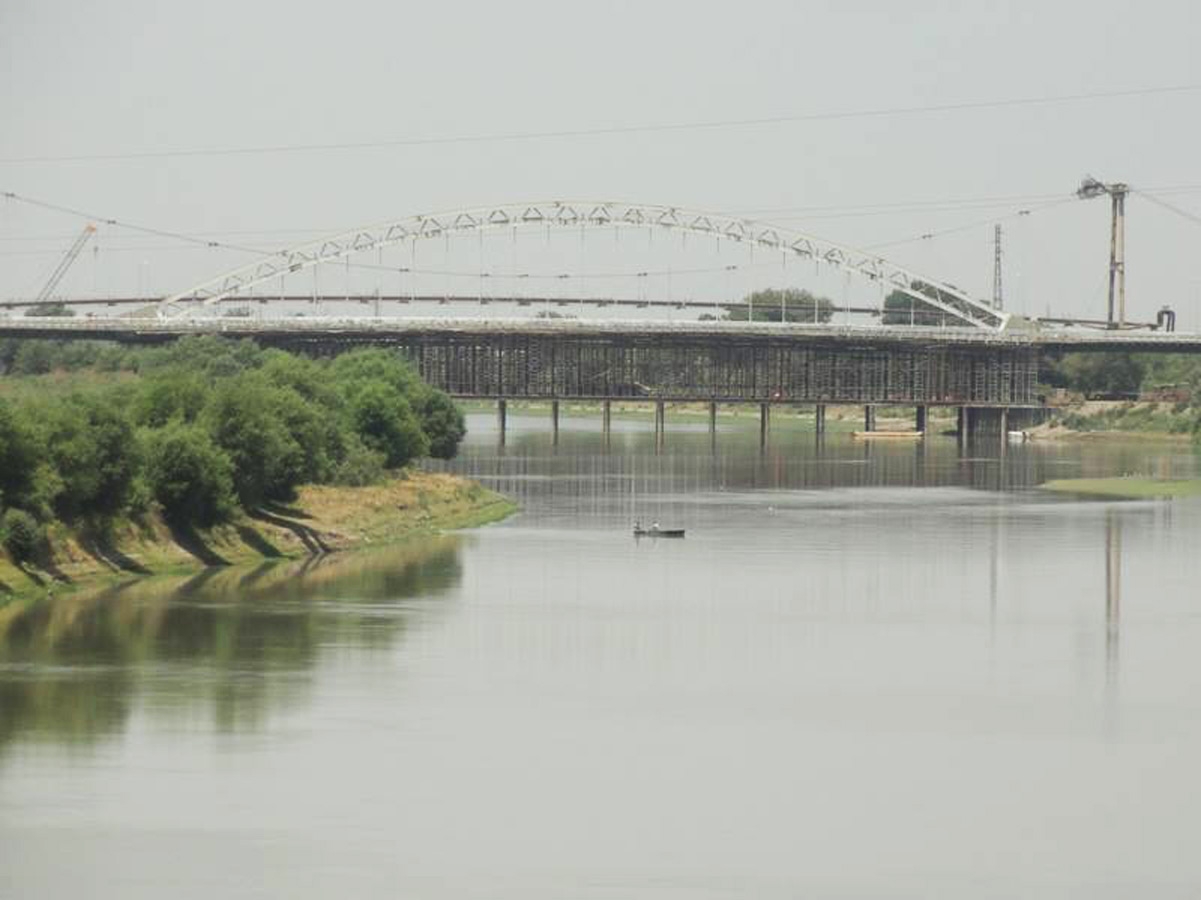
[159,201,1007,329]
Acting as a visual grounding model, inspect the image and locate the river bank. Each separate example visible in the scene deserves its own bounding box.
[0,470,515,604]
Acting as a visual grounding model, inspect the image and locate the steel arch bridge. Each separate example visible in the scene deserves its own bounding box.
[159,201,1008,330]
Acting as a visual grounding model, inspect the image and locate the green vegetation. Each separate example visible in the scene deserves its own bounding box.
[0,337,468,571]
[1039,352,1201,438]
[715,288,835,323]
[1041,477,1201,499]
[22,301,75,318]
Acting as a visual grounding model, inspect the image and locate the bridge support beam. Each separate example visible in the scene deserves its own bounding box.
[759,403,771,449]
[864,405,876,433]
[497,399,507,446]
[815,404,826,435]
[915,405,928,435]
[551,400,560,444]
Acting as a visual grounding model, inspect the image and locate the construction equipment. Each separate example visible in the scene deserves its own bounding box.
[35,224,96,302]
[1076,177,1128,328]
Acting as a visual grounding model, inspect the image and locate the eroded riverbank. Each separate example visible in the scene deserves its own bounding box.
[0,471,514,604]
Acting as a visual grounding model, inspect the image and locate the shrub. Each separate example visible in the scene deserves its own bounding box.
[1,508,42,564]
[0,399,41,508]
[414,389,466,459]
[203,377,306,506]
[143,423,236,525]
[42,394,139,519]
[333,434,387,486]
[349,383,429,468]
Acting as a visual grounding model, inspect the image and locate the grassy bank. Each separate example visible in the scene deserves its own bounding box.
[1032,401,1201,442]
[0,470,515,604]
[1041,477,1201,499]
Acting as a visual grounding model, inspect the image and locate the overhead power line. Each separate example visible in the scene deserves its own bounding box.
[1135,190,1201,229]
[2,83,1198,164]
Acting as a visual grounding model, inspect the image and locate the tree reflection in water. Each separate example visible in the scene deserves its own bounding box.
[0,536,462,754]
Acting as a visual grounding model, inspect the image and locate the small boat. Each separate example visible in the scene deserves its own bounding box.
[633,523,685,538]
[851,430,923,440]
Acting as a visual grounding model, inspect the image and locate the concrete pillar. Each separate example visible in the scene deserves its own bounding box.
[497,399,507,446]
[864,405,876,433]
[551,400,560,444]
[957,406,967,442]
[999,407,1009,455]
[602,400,612,441]
[654,400,666,450]
[759,403,771,449]
[915,405,928,434]
[815,403,826,435]
[708,401,717,438]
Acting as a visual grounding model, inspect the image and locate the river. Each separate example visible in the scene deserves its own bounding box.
[2,409,1201,898]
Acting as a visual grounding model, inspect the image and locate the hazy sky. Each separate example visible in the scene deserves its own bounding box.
[1,0,1198,323]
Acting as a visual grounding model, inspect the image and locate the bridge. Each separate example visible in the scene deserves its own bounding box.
[4,199,1197,441]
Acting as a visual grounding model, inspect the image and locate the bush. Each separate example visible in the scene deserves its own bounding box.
[1,508,42,563]
[349,383,429,468]
[143,423,236,525]
[42,395,139,519]
[0,399,41,509]
[414,389,466,459]
[203,377,306,506]
[333,434,387,486]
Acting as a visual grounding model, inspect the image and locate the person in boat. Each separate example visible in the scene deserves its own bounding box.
[651,521,660,532]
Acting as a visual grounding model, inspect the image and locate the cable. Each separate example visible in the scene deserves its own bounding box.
[1135,190,1201,229]
[3,83,1198,164]
[0,190,273,256]
[864,196,1078,251]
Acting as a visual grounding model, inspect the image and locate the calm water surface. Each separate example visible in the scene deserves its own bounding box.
[3,411,1201,898]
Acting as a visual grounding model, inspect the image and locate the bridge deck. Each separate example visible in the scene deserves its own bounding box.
[1,315,1199,352]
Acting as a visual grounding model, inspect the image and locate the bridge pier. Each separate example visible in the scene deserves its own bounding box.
[915,405,928,435]
[957,407,967,443]
[654,400,666,451]
[708,401,717,439]
[497,399,507,446]
[551,400,560,444]
[602,400,612,443]
[759,403,771,449]
[864,405,876,433]
[814,403,826,436]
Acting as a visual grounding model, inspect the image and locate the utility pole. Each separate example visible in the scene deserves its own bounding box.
[1077,177,1129,328]
[992,224,1003,311]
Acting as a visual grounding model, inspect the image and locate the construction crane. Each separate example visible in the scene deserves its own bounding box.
[35,224,96,302]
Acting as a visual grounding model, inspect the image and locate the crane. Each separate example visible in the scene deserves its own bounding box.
[35,224,96,302]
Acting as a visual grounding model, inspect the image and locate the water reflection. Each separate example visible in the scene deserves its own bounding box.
[0,537,462,754]
[1105,511,1122,701]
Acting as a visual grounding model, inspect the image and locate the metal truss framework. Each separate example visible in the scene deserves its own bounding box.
[159,202,1008,330]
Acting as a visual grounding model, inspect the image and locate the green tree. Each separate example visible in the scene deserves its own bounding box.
[1057,353,1146,397]
[23,302,75,318]
[349,383,429,468]
[143,423,236,525]
[723,288,834,323]
[11,341,57,375]
[1,508,43,563]
[135,374,209,427]
[42,394,138,519]
[0,399,41,509]
[412,389,466,459]
[881,289,944,326]
[203,377,306,506]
